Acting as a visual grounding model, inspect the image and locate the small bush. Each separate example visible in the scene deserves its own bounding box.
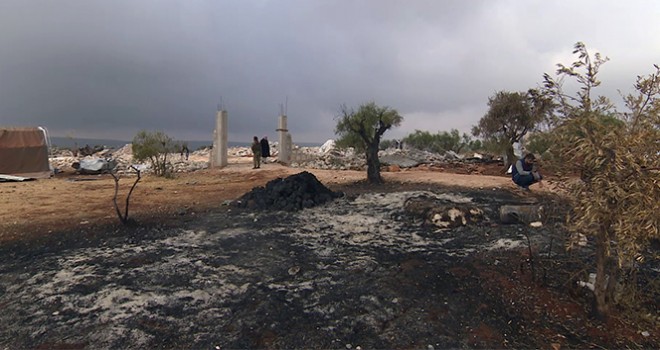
[132,130,179,177]
[403,129,477,154]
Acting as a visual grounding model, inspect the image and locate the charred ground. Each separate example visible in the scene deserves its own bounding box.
[0,177,657,349]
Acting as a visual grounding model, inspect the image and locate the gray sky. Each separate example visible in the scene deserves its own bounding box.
[1,0,659,143]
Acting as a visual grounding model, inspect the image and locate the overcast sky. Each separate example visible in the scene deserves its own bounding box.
[1,0,659,143]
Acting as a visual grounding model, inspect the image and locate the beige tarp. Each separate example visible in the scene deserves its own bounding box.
[0,127,51,178]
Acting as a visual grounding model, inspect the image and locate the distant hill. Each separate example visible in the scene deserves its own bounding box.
[49,137,321,150]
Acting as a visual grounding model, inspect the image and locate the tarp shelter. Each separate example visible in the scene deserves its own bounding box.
[0,127,51,178]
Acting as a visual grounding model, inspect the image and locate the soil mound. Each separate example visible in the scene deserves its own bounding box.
[234,171,343,211]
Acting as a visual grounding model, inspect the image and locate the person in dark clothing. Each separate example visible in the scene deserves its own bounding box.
[512,153,543,190]
[251,136,262,169]
[260,136,270,159]
[181,144,190,161]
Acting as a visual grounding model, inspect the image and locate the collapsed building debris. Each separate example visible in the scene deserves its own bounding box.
[233,171,343,211]
[72,158,117,175]
[48,140,505,176]
[49,143,209,175]
[76,144,106,157]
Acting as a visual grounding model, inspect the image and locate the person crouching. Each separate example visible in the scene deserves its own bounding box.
[512,153,543,191]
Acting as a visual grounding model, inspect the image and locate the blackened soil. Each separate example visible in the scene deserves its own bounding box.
[0,183,657,349]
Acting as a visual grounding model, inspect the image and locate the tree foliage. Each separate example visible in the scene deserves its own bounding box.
[542,42,660,317]
[335,102,403,183]
[379,139,397,150]
[402,129,479,154]
[523,132,552,156]
[473,90,552,168]
[132,130,179,177]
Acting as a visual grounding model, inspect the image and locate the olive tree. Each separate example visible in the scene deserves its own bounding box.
[473,90,552,169]
[335,102,403,184]
[132,130,179,177]
[542,42,660,317]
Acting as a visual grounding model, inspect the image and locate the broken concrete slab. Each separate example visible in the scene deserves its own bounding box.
[0,174,35,182]
[379,154,421,168]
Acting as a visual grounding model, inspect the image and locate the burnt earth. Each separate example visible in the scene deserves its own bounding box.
[233,171,343,211]
[0,184,657,349]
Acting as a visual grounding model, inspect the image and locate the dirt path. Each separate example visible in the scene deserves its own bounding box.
[0,159,524,244]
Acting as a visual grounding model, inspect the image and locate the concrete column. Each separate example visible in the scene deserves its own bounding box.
[285,132,293,161]
[277,115,290,163]
[211,110,228,167]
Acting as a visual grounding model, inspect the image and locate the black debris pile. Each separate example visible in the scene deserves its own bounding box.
[233,171,343,211]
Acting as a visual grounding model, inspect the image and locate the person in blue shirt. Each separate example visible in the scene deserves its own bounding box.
[512,153,543,190]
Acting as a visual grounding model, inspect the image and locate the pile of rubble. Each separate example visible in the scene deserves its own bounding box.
[288,140,500,171]
[48,140,502,175]
[49,144,211,175]
[233,171,343,211]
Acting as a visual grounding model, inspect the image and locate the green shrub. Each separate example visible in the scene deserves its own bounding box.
[132,130,179,177]
[403,129,478,153]
[525,132,552,156]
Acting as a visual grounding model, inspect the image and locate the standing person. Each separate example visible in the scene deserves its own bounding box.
[260,136,270,159]
[251,136,262,169]
[512,153,543,191]
[182,144,190,161]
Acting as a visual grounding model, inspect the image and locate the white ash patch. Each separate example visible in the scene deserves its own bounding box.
[353,191,472,209]
[1,228,258,347]
[287,191,482,267]
[485,238,525,251]
[0,188,558,348]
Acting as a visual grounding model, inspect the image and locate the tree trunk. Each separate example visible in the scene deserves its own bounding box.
[504,144,516,173]
[365,143,382,184]
[594,229,619,318]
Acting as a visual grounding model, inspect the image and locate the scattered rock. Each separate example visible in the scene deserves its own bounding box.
[403,195,485,228]
[529,221,543,228]
[429,205,484,228]
[50,142,503,175]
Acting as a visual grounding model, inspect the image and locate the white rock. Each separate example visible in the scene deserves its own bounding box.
[319,139,336,154]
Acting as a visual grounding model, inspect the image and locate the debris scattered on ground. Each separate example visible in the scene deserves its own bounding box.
[1,186,656,349]
[529,221,543,228]
[0,174,34,182]
[233,171,344,211]
[48,141,507,176]
[72,157,117,174]
[498,204,544,224]
[402,194,485,229]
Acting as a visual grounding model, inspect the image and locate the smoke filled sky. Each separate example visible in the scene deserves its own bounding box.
[1,0,659,143]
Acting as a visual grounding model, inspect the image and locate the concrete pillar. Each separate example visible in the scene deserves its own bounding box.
[211,110,228,167]
[285,132,293,161]
[277,115,290,163]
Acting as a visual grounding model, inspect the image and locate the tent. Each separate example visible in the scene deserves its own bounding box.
[0,127,52,178]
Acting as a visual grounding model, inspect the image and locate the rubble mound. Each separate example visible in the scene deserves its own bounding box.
[234,171,343,211]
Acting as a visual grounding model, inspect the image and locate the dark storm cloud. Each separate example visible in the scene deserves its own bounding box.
[1,0,659,143]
